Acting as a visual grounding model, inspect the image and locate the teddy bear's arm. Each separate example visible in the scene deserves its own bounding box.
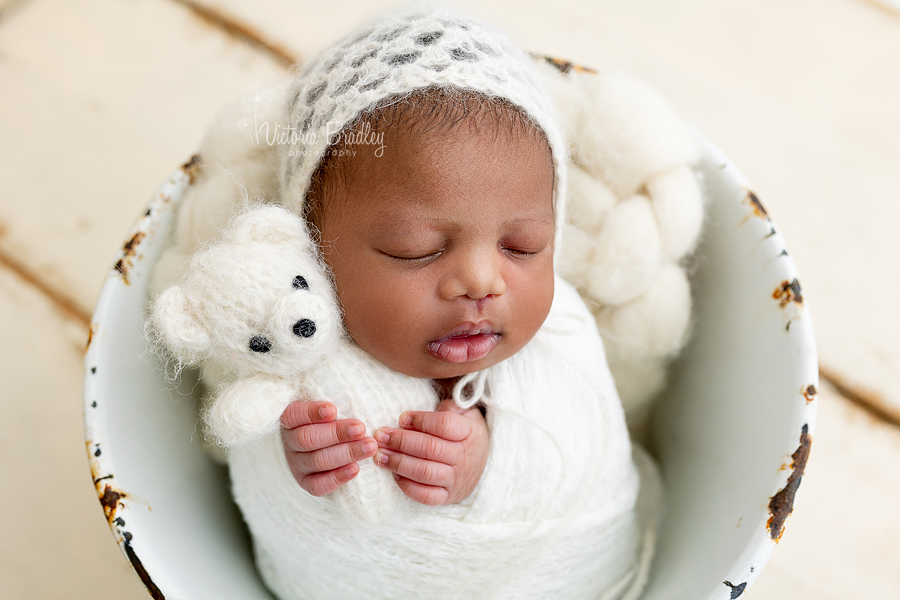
[204,374,297,447]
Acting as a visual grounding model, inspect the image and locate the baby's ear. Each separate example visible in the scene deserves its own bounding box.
[151,286,211,364]
[230,205,312,250]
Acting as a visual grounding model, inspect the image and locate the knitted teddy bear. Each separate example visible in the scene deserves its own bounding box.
[150,205,437,521]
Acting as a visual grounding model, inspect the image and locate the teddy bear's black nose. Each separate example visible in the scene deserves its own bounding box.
[293,319,316,338]
[249,335,271,353]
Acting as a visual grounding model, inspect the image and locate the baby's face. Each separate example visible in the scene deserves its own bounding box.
[313,120,555,380]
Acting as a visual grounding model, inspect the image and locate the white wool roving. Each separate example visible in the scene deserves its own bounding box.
[538,60,705,433]
[152,205,662,599]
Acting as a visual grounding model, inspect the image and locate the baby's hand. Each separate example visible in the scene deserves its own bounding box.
[281,401,378,497]
[373,399,489,506]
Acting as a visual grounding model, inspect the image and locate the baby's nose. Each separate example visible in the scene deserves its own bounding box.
[440,250,506,302]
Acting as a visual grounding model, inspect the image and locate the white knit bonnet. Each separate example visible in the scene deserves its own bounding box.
[278,2,568,248]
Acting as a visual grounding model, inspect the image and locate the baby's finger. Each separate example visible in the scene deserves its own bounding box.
[398,410,471,442]
[283,419,367,452]
[392,474,450,506]
[374,428,460,464]
[299,463,359,497]
[281,401,337,429]
[374,448,455,488]
[292,438,377,475]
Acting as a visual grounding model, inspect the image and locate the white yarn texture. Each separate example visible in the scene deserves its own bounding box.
[151,205,662,599]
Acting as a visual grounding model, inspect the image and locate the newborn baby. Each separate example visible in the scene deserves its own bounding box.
[152,4,662,599]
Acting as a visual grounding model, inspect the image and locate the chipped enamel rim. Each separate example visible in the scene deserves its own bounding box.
[641,134,818,600]
[83,157,198,599]
[83,136,817,599]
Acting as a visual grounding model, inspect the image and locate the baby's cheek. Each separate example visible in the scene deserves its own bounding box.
[339,282,416,361]
[514,262,555,339]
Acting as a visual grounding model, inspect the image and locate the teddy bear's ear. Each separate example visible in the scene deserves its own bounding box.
[151,286,212,364]
[230,205,313,249]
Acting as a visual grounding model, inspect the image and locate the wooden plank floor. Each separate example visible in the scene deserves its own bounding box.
[1,0,897,597]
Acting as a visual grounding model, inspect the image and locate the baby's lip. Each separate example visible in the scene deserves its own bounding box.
[428,321,500,364]
[433,321,497,342]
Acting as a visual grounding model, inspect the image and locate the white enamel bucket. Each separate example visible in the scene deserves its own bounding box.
[83,136,818,599]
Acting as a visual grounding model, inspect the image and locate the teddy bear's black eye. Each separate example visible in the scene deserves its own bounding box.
[292,275,309,290]
[249,335,272,353]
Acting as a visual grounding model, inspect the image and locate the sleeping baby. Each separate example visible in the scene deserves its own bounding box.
[151,4,664,599]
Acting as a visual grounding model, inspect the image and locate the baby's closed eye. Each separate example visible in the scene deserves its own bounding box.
[499,230,552,258]
[379,248,444,264]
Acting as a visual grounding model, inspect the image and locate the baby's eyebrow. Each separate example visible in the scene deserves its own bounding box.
[369,213,438,233]
[369,212,553,235]
[502,214,554,227]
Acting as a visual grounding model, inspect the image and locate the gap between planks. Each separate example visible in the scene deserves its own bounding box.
[819,367,900,429]
[858,0,900,18]
[167,0,299,68]
[0,247,90,326]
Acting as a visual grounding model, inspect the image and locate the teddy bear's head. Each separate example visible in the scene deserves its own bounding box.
[152,205,342,378]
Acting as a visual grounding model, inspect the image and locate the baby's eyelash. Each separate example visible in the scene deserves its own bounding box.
[382,250,443,264]
[502,246,539,257]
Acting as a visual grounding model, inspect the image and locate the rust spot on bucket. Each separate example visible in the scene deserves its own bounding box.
[744,190,769,220]
[181,154,201,184]
[767,424,812,541]
[99,484,127,525]
[531,53,598,75]
[803,384,818,403]
[123,231,145,255]
[773,278,803,308]
[123,537,165,600]
[723,580,747,598]
[114,231,146,285]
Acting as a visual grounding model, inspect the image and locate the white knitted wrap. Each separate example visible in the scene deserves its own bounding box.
[277,2,568,252]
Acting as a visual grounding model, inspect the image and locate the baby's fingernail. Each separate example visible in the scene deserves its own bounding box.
[374,428,390,444]
[319,405,336,419]
[347,423,365,437]
[399,412,411,427]
[345,463,359,477]
[376,450,389,465]
[361,440,377,454]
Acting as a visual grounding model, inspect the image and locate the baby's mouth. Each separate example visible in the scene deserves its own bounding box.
[427,322,500,364]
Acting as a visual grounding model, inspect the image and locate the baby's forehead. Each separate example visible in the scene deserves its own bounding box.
[355,89,547,144]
